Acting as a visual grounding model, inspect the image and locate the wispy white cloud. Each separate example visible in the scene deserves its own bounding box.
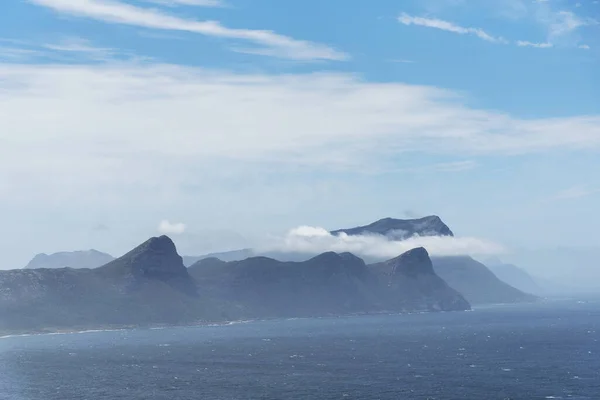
[548,11,587,39]
[532,5,597,47]
[0,46,42,61]
[398,12,507,43]
[554,186,600,200]
[43,37,116,60]
[261,226,506,258]
[158,220,187,235]
[578,44,590,49]
[144,0,225,7]
[1,37,147,63]
[395,160,478,174]
[29,0,348,61]
[517,40,553,48]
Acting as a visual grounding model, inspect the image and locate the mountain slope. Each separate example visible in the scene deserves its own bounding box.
[24,250,114,270]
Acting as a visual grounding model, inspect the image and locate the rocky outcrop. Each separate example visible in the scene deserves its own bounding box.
[331,216,454,239]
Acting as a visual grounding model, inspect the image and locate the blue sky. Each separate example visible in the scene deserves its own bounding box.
[0,0,599,282]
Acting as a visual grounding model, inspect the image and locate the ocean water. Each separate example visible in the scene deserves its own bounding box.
[1,299,599,400]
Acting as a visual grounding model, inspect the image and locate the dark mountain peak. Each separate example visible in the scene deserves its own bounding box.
[97,235,196,295]
[307,252,367,268]
[308,251,343,263]
[338,252,364,263]
[331,215,454,239]
[386,247,435,277]
[139,235,177,253]
[106,235,183,276]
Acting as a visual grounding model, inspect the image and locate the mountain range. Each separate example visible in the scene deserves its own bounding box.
[1,235,470,334]
[3,216,539,334]
[182,216,537,305]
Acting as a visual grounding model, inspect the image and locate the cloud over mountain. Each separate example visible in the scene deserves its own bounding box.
[261,225,505,259]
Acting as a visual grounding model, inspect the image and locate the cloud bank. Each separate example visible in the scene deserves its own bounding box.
[1,62,600,207]
[261,226,506,259]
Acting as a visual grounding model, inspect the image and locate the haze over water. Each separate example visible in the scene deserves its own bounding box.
[1,298,599,400]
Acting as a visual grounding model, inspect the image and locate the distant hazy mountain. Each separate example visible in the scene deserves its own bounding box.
[182,249,254,267]
[183,249,319,266]
[24,250,114,270]
[189,247,470,318]
[431,257,537,305]
[486,262,541,295]
[331,215,454,239]
[0,237,469,335]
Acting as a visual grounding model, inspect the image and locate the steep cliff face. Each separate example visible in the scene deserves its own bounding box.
[369,248,471,312]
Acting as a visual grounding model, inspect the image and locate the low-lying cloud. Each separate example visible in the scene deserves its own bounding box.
[262,226,506,260]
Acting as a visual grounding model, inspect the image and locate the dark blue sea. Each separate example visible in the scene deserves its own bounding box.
[1,298,599,400]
